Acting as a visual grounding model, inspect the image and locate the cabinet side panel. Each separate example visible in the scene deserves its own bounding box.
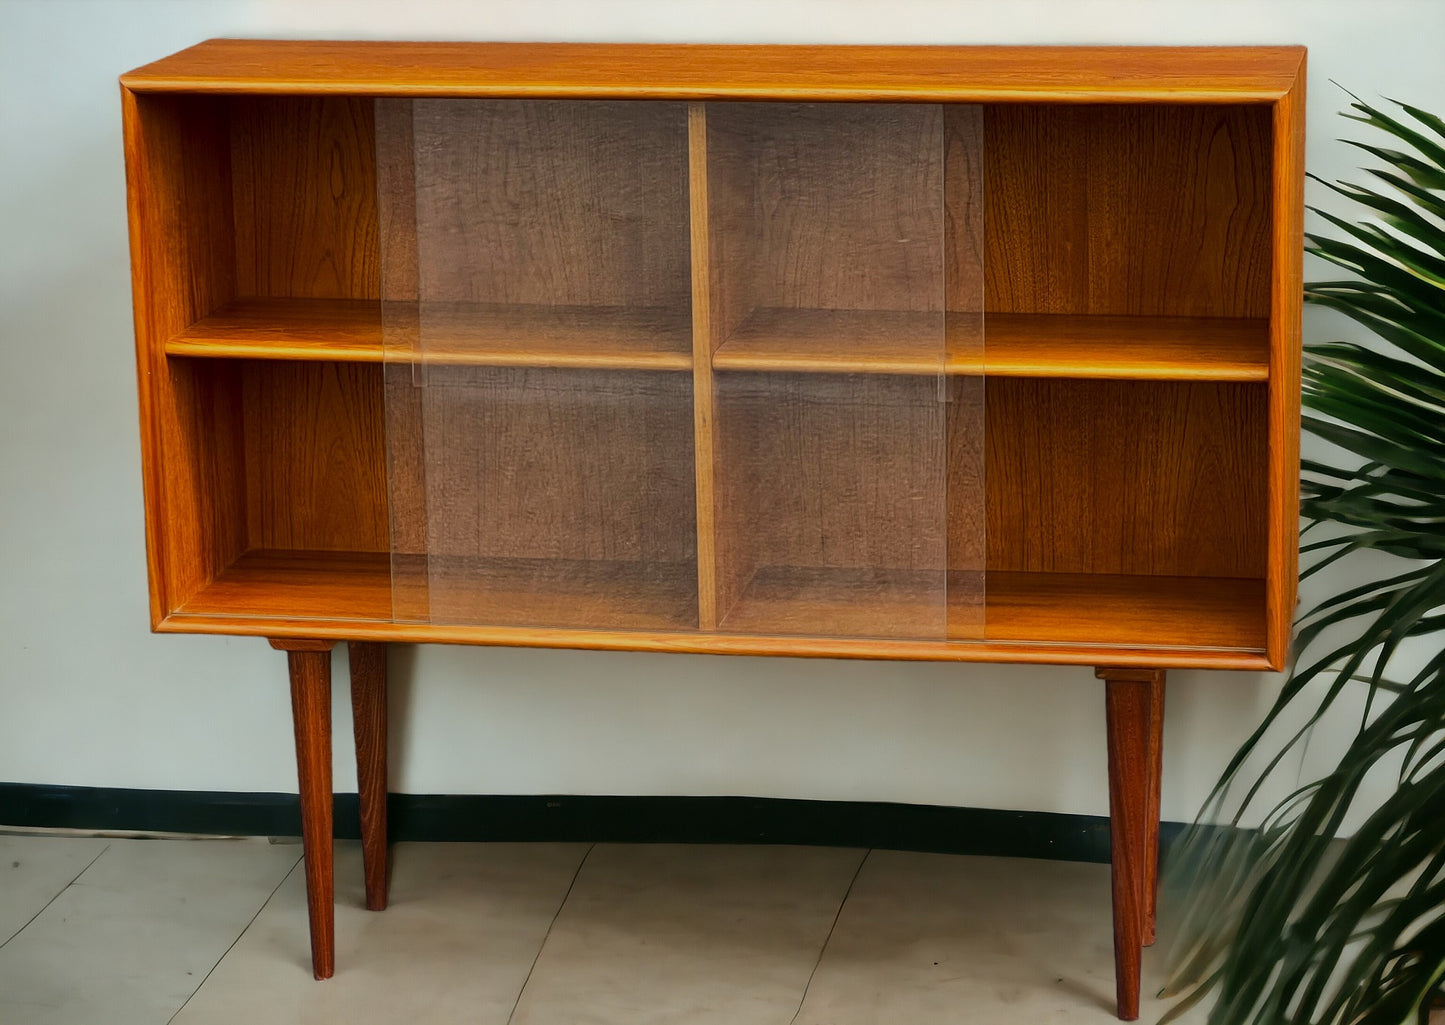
[230,96,379,300]
[986,379,1267,579]
[244,362,389,553]
[986,104,1272,318]
[122,90,243,617]
[1268,71,1305,668]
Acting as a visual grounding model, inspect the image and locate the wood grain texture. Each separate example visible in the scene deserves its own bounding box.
[347,642,389,912]
[168,566,1269,668]
[268,637,337,652]
[984,572,1264,649]
[179,551,1265,654]
[723,566,946,640]
[1267,67,1306,670]
[375,98,430,624]
[242,361,388,553]
[167,298,382,362]
[707,102,944,316]
[122,91,240,621]
[417,366,697,629]
[124,46,1302,678]
[714,372,947,638]
[1144,673,1164,947]
[708,310,1268,380]
[985,104,1273,320]
[712,308,943,375]
[975,314,1269,381]
[945,105,986,321]
[122,42,1305,103]
[984,379,1267,579]
[284,645,335,980]
[405,304,691,369]
[167,300,1268,382]
[418,556,699,631]
[165,299,691,369]
[1098,667,1166,1020]
[180,549,393,621]
[409,99,690,311]
[230,97,378,300]
[689,103,720,629]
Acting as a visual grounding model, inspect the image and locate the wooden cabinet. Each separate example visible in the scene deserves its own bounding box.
[120,41,1305,1020]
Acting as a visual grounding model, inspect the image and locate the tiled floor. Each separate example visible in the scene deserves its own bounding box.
[0,831,1200,1024]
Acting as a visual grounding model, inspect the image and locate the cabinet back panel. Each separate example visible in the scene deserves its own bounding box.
[707,103,945,315]
[715,373,947,576]
[407,367,696,564]
[242,361,389,553]
[984,104,1272,318]
[982,379,1266,578]
[230,96,380,300]
[404,100,690,309]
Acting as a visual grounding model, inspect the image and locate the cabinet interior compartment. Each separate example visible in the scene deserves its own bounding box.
[387,365,699,631]
[984,102,1274,319]
[380,98,693,370]
[134,88,1281,654]
[704,102,950,375]
[976,378,1269,649]
[159,358,392,621]
[711,372,950,639]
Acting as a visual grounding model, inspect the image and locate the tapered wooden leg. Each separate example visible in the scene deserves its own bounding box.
[1143,677,1165,947]
[272,638,336,981]
[348,642,389,912]
[1097,666,1166,1021]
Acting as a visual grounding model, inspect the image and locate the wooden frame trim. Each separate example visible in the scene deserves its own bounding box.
[121,41,1306,104]
[1265,57,1307,670]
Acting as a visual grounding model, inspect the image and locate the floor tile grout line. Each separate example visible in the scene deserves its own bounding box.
[789,847,872,1025]
[165,849,305,1025]
[506,842,596,1025]
[0,841,111,951]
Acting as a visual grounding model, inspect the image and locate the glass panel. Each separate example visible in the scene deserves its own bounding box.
[946,106,985,641]
[704,102,978,641]
[378,98,698,631]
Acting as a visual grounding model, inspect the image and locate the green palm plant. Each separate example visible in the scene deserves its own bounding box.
[1161,92,1445,1025]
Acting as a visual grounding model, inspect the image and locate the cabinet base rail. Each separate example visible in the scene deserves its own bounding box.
[274,638,1161,1019]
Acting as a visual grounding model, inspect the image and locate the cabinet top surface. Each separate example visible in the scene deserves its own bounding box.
[120,40,1305,102]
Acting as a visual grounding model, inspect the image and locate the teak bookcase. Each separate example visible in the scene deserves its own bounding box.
[120,41,1305,1020]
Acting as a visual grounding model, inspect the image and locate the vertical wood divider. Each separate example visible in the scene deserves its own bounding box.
[688,102,720,630]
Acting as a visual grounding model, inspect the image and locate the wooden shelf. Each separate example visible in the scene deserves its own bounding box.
[174,549,394,622]
[176,552,1264,653]
[175,549,698,631]
[718,566,950,639]
[977,314,1269,381]
[168,301,1267,381]
[983,571,1265,650]
[420,556,698,631]
[714,565,1264,650]
[166,298,384,363]
[166,298,692,370]
[712,308,945,375]
[710,307,1268,380]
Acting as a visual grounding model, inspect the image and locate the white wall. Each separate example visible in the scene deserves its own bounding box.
[2,0,1440,823]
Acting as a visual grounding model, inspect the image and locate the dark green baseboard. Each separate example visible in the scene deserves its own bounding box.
[0,783,1187,864]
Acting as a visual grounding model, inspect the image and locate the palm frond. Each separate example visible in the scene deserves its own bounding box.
[1164,91,1445,1025]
